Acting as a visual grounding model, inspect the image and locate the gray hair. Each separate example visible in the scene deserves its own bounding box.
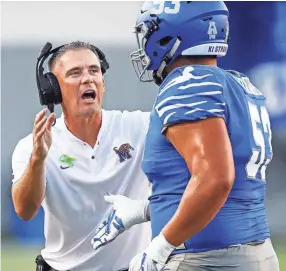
[48,41,99,71]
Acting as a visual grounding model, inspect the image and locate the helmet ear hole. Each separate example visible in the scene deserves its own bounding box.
[157,36,173,46]
[202,17,213,22]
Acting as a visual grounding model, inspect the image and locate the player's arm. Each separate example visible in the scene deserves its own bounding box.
[162,117,234,246]
[127,70,236,270]
[128,117,234,270]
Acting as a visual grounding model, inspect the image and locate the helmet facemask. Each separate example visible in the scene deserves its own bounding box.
[130,22,153,82]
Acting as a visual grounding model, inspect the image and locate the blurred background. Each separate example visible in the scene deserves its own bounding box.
[1,1,285,270]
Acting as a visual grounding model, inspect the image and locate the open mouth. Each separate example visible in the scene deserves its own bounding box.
[81,90,96,100]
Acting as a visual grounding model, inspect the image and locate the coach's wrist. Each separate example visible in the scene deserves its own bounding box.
[30,151,46,165]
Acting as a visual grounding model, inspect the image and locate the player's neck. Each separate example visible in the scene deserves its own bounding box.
[63,111,102,147]
[165,56,217,75]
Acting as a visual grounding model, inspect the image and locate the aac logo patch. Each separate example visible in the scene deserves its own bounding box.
[208,21,217,40]
[113,143,134,163]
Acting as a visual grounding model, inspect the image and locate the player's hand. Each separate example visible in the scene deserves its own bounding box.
[91,194,149,250]
[128,233,175,271]
[32,109,56,161]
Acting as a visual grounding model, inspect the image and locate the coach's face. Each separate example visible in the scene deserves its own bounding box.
[53,49,105,117]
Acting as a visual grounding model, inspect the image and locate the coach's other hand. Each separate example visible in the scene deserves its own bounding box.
[91,195,149,250]
[32,109,56,160]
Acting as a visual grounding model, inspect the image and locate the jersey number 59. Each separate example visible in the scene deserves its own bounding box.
[246,101,273,181]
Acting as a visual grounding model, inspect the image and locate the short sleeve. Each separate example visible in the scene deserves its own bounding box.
[12,135,34,184]
[124,110,150,134]
[155,66,227,131]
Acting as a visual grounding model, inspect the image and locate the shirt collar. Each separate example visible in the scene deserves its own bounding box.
[58,109,108,147]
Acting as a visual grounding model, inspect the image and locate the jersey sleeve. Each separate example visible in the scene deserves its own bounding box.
[155,67,227,131]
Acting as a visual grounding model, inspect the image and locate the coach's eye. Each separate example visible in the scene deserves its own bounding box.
[90,68,99,74]
[71,71,80,77]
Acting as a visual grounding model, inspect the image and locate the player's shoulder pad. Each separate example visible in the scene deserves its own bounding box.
[226,69,264,97]
[226,69,247,79]
[158,65,226,100]
[155,66,228,128]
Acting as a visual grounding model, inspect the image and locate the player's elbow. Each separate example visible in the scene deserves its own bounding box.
[206,168,235,198]
[217,177,234,196]
[209,170,234,197]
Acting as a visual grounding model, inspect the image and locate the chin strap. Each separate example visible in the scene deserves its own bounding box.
[153,38,182,86]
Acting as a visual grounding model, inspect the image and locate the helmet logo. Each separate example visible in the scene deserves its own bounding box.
[208,21,217,40]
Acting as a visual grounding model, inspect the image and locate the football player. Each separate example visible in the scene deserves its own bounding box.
[92,2,280,270]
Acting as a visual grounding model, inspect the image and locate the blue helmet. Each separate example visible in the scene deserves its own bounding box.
[130,1,230,85]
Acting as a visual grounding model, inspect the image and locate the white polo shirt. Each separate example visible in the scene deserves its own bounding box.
[12,109,151,271]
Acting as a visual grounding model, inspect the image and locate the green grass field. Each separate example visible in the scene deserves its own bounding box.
[1,243,286,271]
[278,249,286,271]
[276,248,286,271]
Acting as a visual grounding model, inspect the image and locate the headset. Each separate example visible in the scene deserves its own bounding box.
[36,42,110,114]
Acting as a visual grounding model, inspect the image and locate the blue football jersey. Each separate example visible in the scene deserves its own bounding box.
[142,65,273,253]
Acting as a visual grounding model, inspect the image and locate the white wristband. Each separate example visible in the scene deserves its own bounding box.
[145,232,176,265]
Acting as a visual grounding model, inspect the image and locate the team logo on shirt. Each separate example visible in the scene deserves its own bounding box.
[59,154,77,169]
[113,143,134,163]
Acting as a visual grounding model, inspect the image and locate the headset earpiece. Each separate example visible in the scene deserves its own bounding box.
[44,72,62,105]
[91,45,110,74]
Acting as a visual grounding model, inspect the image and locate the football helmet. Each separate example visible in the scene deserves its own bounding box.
[130,1,230,85]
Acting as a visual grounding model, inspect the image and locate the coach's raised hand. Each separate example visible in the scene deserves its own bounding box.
[32,109,56,160]
[12,109,56,221]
